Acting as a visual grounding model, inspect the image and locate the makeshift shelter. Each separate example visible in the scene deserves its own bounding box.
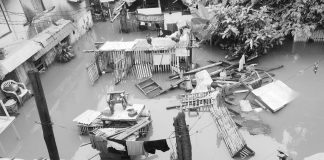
[137,7,164,31]
[110,0,163,32]
[86,30,191,85]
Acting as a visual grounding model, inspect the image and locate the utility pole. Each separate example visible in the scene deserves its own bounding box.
[28,70,60,160]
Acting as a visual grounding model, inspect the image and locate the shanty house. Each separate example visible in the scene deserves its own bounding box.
[0,0,93,101]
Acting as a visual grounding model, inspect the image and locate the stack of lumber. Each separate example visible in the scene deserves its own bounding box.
[112,117,151,140]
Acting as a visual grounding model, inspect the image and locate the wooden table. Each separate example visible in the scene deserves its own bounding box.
[100,104,145,124]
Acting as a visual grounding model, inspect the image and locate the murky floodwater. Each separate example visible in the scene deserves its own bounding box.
[1,21,324,160]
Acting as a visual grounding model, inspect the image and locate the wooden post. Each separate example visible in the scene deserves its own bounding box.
[189,33,193,66]
[28,70,60,160]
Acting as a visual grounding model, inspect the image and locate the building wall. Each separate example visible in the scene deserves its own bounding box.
[44,48,57,66]
[0,0,29,47]
[20,0,93,41]
[69,10,93,44]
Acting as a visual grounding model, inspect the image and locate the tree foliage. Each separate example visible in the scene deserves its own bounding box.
[207,0,324,57]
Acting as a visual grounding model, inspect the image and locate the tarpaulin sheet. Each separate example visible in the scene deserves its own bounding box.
[137,7,162,15]
[133,38,177,50]
[99,41,136,51]
[191,70,213,93]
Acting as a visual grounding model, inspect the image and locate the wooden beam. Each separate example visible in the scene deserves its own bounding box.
[170,62,222,79]
[83,50,99,53]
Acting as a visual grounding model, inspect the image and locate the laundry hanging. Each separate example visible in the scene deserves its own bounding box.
[143,139,170,154]
[153,54,171,65]
[153,54,163,65]
[107,138,127,151]
[108,140,126,151]
[126,140,148,156]
[106,138,170,155]
[161,54,171,65]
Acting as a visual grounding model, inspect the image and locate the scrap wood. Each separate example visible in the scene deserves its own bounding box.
[113,117,151,140]
[95,42,105,45]
[212,77,240,81]
[215,80,238,84]
[169,62,223,79]
[208,60,232,65]
[83,50,99,53]
[210,56,259,77]
[255,65,284,72]
[233,90,249,94]
[166,105,180,110]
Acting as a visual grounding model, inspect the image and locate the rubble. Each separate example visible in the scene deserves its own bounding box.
[163,55,297,138]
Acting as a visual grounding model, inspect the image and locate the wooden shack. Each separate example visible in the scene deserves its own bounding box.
[87,30,191,84]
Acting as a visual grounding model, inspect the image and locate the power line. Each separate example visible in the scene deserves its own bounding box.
[1,7,91,25]
[2,6,91,16]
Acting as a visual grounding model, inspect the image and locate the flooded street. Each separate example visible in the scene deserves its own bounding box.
[1,21,324,160]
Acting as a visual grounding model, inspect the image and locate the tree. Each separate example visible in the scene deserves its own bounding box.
[196,0,324,58]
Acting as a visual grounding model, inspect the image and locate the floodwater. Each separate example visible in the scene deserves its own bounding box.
[1,21,324,160]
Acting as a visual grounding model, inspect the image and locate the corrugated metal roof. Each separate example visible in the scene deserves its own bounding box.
[32,19,74,61]
[0,40,42,77]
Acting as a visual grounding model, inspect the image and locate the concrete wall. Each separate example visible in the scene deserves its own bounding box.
[20,0,93,41]
[69,10,93,44]
[0,0,29,47]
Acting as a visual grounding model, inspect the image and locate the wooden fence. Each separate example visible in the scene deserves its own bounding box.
[209,92,255,158]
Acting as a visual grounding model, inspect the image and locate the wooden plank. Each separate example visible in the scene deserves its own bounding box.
[113,117,151,140]
[86,60,100,85]
[170,62,223,79]
[145,86,161,94]
[140,81,155,89]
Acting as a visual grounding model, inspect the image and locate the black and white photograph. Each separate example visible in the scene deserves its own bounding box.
[0,0,323,159]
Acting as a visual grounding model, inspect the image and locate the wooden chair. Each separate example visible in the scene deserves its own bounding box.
[1,80,31,105]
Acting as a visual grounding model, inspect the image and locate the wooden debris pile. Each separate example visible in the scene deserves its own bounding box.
[163,55,298,158]
[73,91,152,160]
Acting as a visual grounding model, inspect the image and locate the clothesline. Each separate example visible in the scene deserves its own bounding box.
[30,114,214,143]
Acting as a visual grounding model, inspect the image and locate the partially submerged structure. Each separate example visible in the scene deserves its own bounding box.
[86,29,192,84]
[243,80,298,113]
[73,91,152,159]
